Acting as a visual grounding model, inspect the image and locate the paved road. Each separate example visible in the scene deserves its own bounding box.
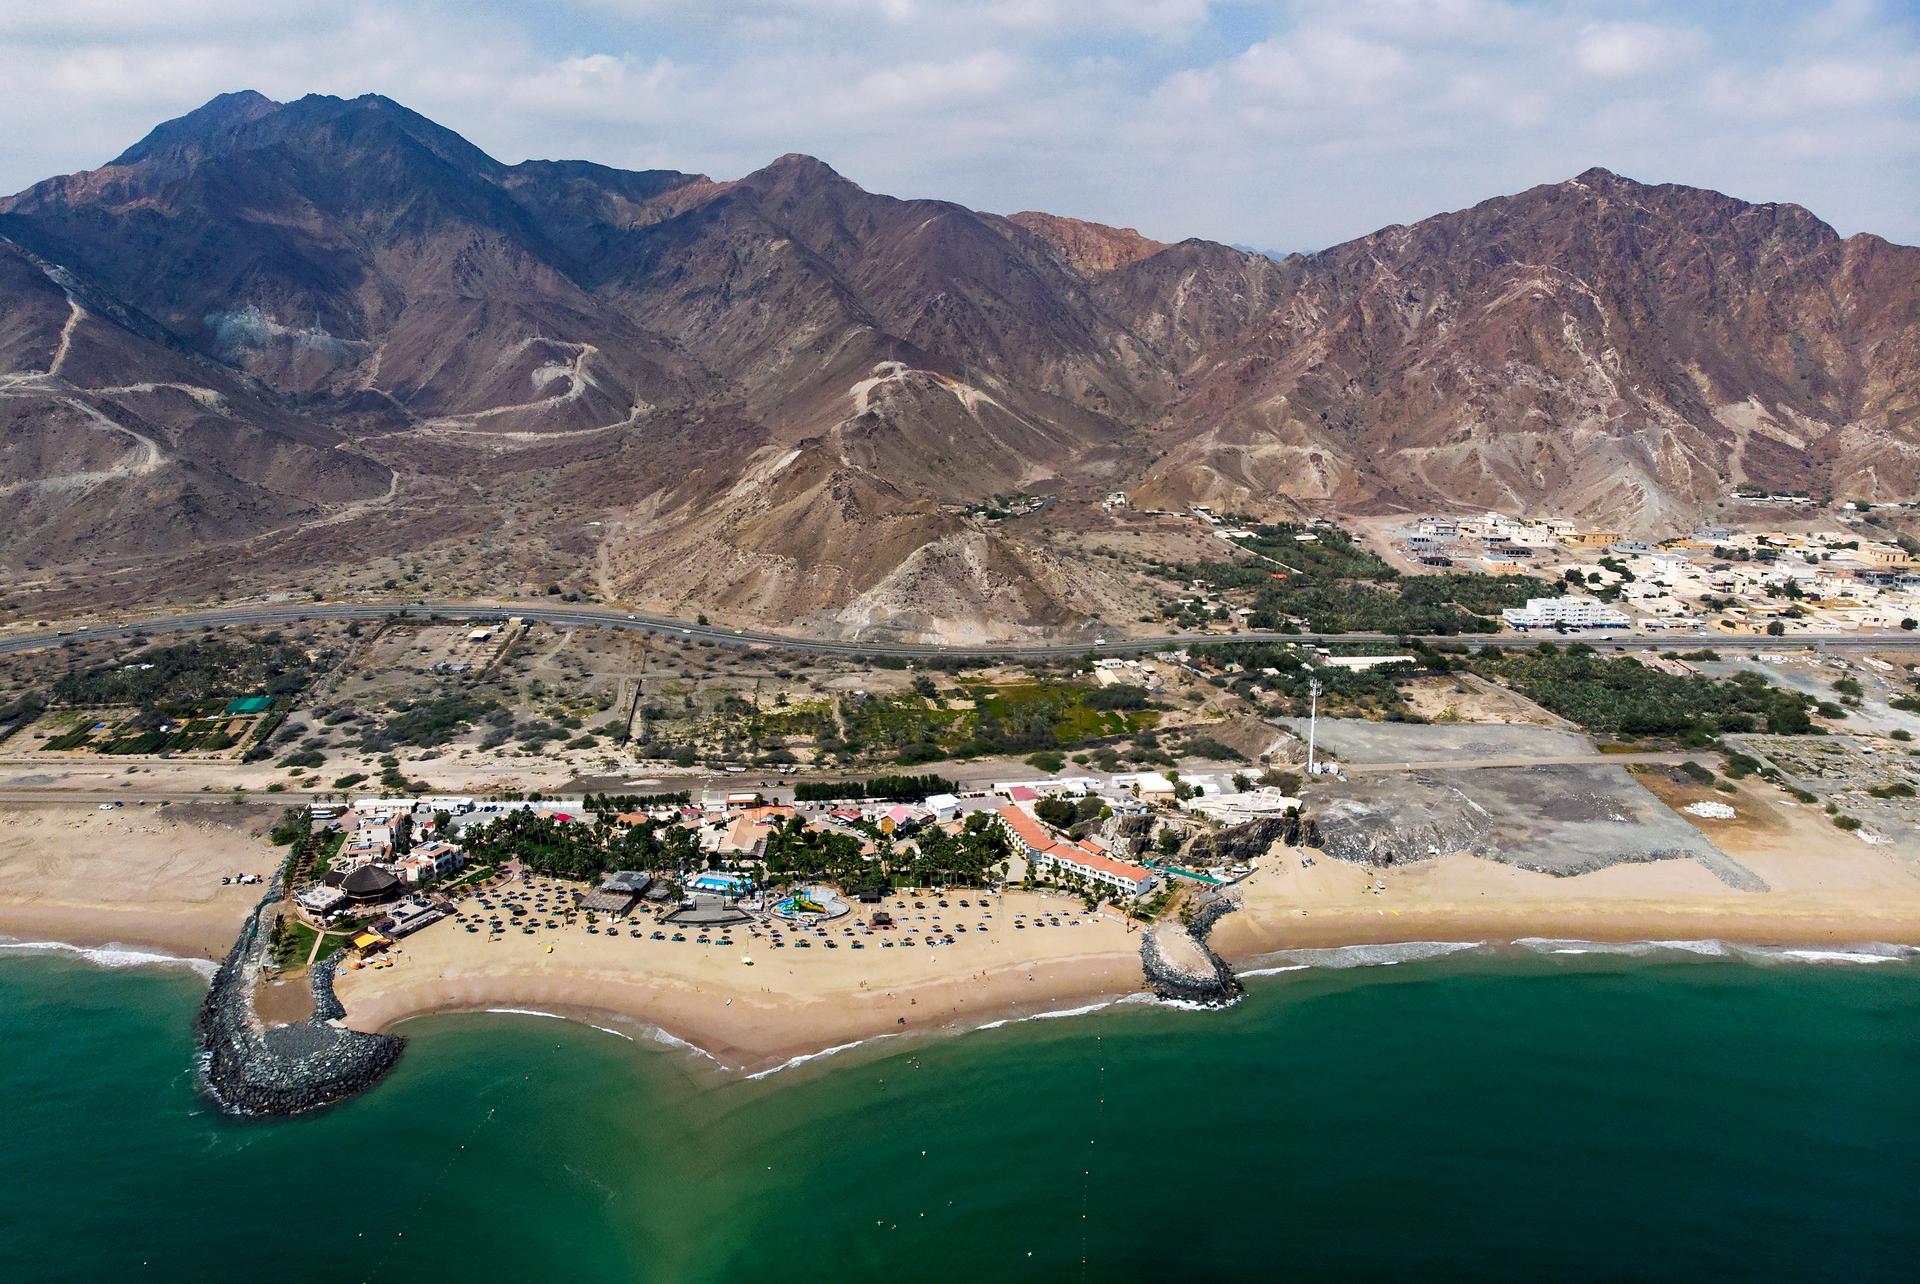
[1338,751,1692,774]
[2,598,1915,660]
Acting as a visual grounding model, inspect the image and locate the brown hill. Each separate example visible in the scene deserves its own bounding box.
[1006,211,1168,277]
[1130,168,1920,528]
[1,95,1915,637]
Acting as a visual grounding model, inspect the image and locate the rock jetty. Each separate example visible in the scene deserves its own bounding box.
[1140,894,1243,1006]
[196,883,403,1116]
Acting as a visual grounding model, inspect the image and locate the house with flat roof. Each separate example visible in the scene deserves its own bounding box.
[1501,596,1630,630]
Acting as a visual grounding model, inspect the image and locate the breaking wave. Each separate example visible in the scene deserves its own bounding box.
[973,999,1121,1032]
[1243,940,1487,972]
[1514,938,1731,958]
[745,1033,901,1081]
[0,938,217,978]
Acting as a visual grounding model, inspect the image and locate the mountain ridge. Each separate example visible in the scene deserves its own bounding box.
[1,92,1914,638]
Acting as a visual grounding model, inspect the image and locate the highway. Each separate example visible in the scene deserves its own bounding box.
[1,598,1914,660]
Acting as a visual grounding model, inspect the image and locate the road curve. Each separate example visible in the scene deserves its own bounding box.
[0,599,1911,660]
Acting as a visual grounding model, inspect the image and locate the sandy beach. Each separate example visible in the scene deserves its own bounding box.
[9,767,1920,1073]
[336,772,1920,1068]
[0,803,279,960]
[334,882,1150,1073]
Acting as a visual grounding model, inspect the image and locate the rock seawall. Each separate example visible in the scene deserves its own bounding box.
[195,884,403,1116]
[1140,892,1244,1005]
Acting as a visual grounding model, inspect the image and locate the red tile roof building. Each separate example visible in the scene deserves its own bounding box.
[994,805,1156,898]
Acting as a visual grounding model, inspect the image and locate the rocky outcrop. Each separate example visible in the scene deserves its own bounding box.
[195,888,403,1116]
[1185,814,1314,867]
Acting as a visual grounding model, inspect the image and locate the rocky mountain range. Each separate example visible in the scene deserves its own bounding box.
[1,91,1914,637]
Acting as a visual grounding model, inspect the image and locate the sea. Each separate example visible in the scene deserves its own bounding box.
[2,940,1918,1282]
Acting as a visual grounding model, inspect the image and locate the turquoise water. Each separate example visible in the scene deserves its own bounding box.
[2,947,1918,1281]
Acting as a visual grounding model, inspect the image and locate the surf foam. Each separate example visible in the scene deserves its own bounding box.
[0,938,217,978]
[745,1033,901,1081]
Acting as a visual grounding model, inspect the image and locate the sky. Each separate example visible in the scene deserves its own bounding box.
[2,0,1917,250]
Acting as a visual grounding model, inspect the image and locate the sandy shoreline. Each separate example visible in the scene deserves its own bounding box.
[331,881,1151,1073]
[0,803,278,960]
[6,773,1920,1075]
[288,765,1920,1070]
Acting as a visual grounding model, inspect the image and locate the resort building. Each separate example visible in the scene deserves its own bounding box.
[333,864,401,905]
[995,804,1158,899]
[379,897,450,939]
[341,824,396,864]
[394,840,464,884]
[1110,770,1176,802]
[1182,788,1302,824]
[1030,843,1157,899]
[581,871,653,917]
[295,884,347,916]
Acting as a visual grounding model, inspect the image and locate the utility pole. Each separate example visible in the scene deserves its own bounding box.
[1306,677,1321,776]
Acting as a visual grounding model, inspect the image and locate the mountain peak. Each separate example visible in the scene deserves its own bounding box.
[739,153,858,193]
[1568,165,1625,186]
[110,90,284,167]
[763,153,841,177]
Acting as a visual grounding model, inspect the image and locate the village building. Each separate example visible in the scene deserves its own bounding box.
[1501,596,1631,629]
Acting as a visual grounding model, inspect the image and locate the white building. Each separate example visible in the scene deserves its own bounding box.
[1318,654,1416,671]
[1183,789,1302,824]
[395,841,465,884]
[1111,770,1176,801]
[923,792,961,822]
[1501,596,1631,630]
[295,884,347,916]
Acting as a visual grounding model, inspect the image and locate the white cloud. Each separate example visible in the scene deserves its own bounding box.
[0,0,1913,250]
[1574,22,1707,80]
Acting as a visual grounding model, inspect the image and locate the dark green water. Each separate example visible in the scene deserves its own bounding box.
[3,947,1918,1282]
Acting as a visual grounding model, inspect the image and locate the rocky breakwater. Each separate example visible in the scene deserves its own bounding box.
[1140,892,1243,1006]
[196,887,402,1116]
